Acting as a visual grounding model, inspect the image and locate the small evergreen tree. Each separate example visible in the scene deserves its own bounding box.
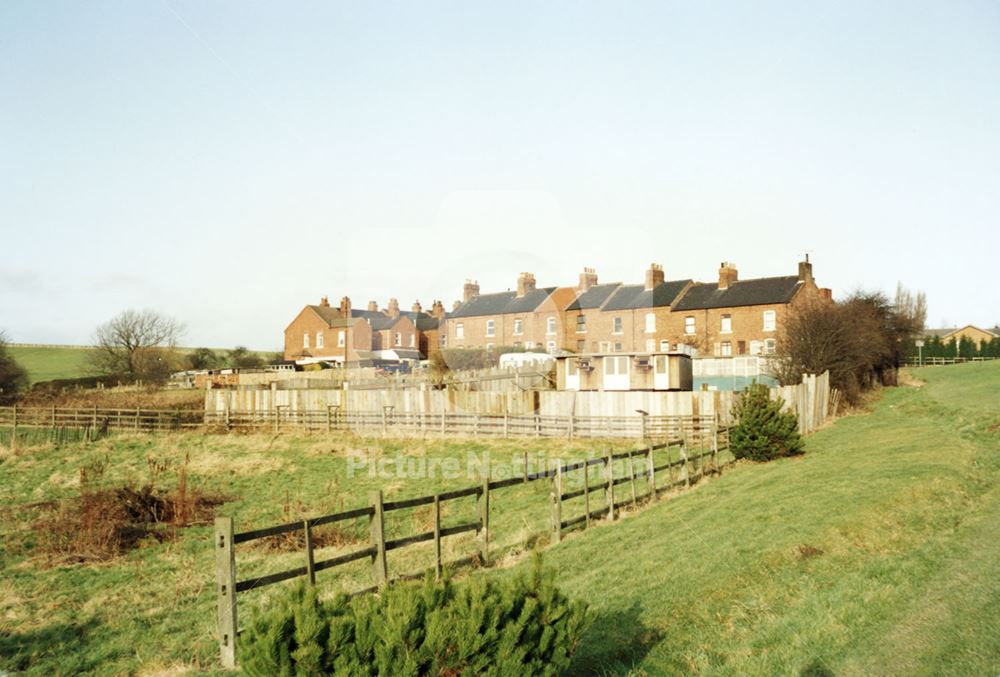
[730,382,804,462]
[958,336,977,359]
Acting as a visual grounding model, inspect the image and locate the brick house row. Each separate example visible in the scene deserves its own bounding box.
[443,258,829,357]
[283,296,444,363]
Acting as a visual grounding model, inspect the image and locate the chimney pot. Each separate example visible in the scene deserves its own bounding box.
[798,258,814,284]
[578,267,598,292]
[319,296,330,308]
[339,296,352,317]
[411,300,422,314]
[367,300,378,312]
[387,298,400,319]
[431,300,446,320]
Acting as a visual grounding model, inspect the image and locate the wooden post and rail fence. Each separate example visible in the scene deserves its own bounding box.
[211,422,730,668]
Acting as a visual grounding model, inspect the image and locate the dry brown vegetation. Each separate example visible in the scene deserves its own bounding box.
[19,386,205,410]
[32,453,229,564]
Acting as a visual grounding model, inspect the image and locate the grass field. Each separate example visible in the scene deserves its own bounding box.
[7,346,97,384]
[1,362,999,675]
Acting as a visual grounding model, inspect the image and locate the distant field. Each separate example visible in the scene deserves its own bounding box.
[6,345,96,384]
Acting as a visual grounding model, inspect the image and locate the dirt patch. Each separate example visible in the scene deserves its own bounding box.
[253,492,366,553]
[987,423,1000,433]
[796,544,824,560]
[898,369,926,388]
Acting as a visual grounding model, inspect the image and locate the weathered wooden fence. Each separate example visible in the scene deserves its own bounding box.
[901,356,1000,367]
[213,423,730,668]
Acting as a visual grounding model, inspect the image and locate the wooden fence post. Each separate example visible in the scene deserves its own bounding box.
[433,494,442,580]
[91,406,97,442]
[568,413,574,439]
[680,435,690,487]
[134,406,140,432]
[303,519,316,585]
[711,420,719,473]
[369,490,388,586]
[326,406,332,434]
[583,459,591,528]
[477,471,490,562]
[550,464,562,543]
[605,450,615,520]
[628,450,638,508]
[647,445,655,497]
[11,405,17,451]
[214,517,238,670]
[503,413,509,437]
[523,450,529,483]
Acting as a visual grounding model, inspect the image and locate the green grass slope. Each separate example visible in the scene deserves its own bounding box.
[528,362,1000,676]
[6,346,96,384]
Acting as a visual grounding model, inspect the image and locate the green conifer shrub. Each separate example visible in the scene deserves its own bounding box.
[238,554,590,676]
[730,382,804,462]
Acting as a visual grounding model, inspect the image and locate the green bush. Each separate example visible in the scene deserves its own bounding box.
[239,554,590,676]
[730,382,804,462]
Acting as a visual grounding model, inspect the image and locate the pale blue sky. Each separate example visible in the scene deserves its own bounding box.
[2,1,998,349]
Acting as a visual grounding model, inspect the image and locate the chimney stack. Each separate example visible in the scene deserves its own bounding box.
[367,300,378,312]
[463,279,480,303]
[718,262,738,290]
[319,296,330,308]
[386,298,400,318]
[644,263,664,291]
[411,300,423,314]
[798,255,814,284]
[452,300,462,312]
[339,296,352,317]
[578,267,598,292]
[431,300,446,320]
[516,272,536,298]
[819,287,833,301]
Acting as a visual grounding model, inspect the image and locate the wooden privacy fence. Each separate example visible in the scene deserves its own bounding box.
[212,423,730,668]
[204,408,718,440]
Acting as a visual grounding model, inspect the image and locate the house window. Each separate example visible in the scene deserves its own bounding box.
[764,338,776,354]
[409,334,415,347]
[659,340,669,351]
[514,341,522,348]
[763,310,776,332]
[440,334,447,347]
[576,315,586,333]
[604,355,629,375]
[547,340,556,353]
[303,333,310,349]
[599,341,610,352]
[685,316,696,335]
[486,343,495,350]
[646,339,655,352]
[614,342,623,352]
[337,330,345,347]
[721,314,732,334]
[316,331,324,349]
[525,341,534,349]
[613,317,623,334]
[738,340,746,355]
[645,313,655,333]
[514,319,523,335]
[721,341,732,356]
[567,359,578,376]
[456,323,464,339]
[486,319,495,337]
[576,339,585,352]
[394,332,401,347]
[749,340,762,355]
[547,317,556,335]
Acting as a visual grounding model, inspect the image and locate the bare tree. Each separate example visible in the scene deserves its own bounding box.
[91,310,184,383]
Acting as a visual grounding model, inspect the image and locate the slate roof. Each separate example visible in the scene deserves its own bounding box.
[565,283,622,311]
[923,328,958,338]
[671,276,803,311]
[449,287,557,319]
[601,279,692,311]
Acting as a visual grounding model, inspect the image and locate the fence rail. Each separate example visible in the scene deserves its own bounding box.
[212,421,730,668]
[0,405,720,441]
[901,356,1000,366]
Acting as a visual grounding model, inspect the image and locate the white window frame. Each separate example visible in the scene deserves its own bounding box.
[614,342,623,352]
[547,340,556,353]
[303,332,310,349]
[659,340,669,351]
[456,323,464,339]
[764,338,776,354]
[645,338,655,352]
[337,330,345,347]
[645,313,655,333]
[576,315,586,333]
[409,333,415,347]
[316,331,324,349]
[721,341,732,356]
[486,342,495,350]
[394,332,401,347]
[684,316,696,335]
[513,318,523,335]
[613,317,623,335]
[749,340,762,356]
[721,314,732,334]
[546,317,556,335]
[440,333,447,347]
[485,319,495,337]
[763,310,776,332]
